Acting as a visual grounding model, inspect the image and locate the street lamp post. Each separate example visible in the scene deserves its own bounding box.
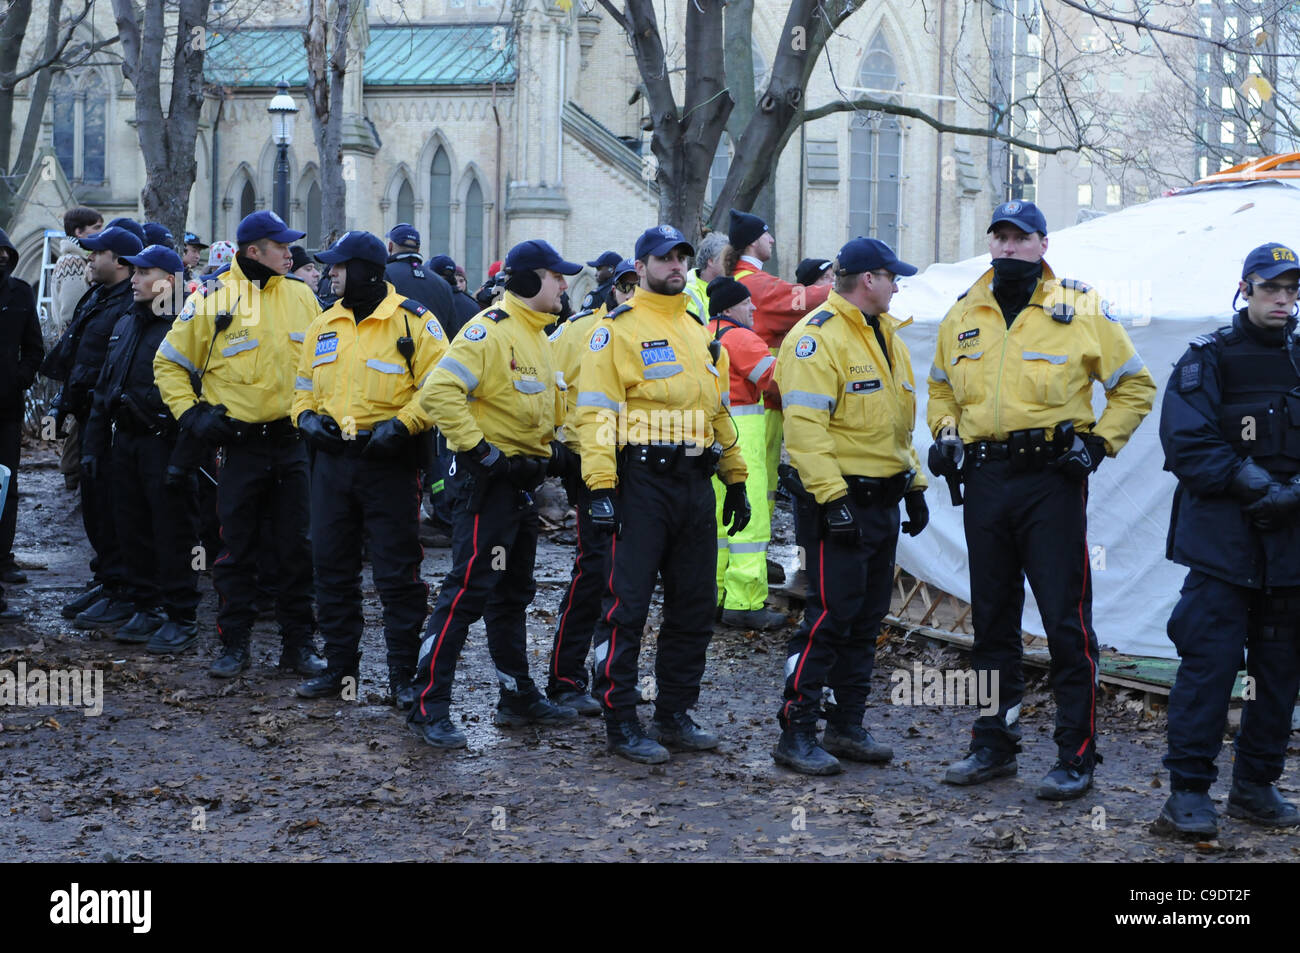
[268,79,299,222]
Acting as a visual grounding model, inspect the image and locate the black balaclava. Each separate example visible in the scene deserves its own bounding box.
[236,252,277,288]
[341,258,388,322]
[990,256,1043,327]
[1235,307,1292,347]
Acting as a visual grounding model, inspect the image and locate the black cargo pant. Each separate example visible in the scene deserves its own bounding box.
[112,427,200,621]
[0,414,19,569]
[1165,572,1300,790]
[310,442,427,677]
[780,490,899,731]
[547,474,607,697]
[409,464,544,724]
[963,459,1099,766]
[589,456,717,721]
[76,412,125,588]
[212,424,314,652]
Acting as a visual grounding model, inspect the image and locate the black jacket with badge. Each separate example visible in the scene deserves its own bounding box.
[384,254,456,331]
[448,289,480,339]
[0,273,44,416]
[42,278,135,418]
[82,300,180,461]
[1161,309,1300,588]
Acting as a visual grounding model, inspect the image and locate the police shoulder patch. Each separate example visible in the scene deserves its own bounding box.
[463,323,487,341]
[581,292,597,310]
[807,309,834,327]
[1059,278,1092,293]
[424,318,443,340]
[485,308,509,323]
[178,300,196,322]
[606,304,633,320]
[589,326,611,352]
[1176,359,1202,392]
[794,335,818,359]
[400,298,428,317]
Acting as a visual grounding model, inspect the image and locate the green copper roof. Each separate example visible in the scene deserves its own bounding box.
[204,24,516,87]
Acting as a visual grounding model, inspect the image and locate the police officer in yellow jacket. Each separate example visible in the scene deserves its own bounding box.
[544,258,638,714]
[154,210,327,679]
[577,225,750,765]
[928,200,1156,798]
[773,237,927,775]
[408,239,581,748]
[291,231,447,704]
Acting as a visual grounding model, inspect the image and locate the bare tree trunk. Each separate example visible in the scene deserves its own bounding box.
[113,0,212,249]
[14,0,64,179]
[0,0,35,177]
[304,0,349,240]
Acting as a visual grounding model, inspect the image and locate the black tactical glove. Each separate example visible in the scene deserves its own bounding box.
[1053,432,1108,480]
[722,481,752,537]
[508,455,548,490]
[363,417,410,460]
[181,402,239,445]
[1229,459,1274,503]
[822,495,859,543]
[297,410,347,454]
[927,435,964,478]
[589,488,619,536]
[1244,475,1300,531]
[548,440,581,481]
[902,488,929,537]
[464,439,510,480]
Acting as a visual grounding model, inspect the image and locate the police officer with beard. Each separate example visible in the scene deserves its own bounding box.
[1155,243,1300,837]
[928,200,1155,799]
[408,239,581,748]
[292,231,447,705]
[82,244,200,652]
[577,226,750,764]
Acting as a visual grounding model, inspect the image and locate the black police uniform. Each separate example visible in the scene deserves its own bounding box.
[384,253,456,329]
[1160,309,1300,794]
[44,276,134,590]
[448,289,480,339]
[0,249,43,580]
[83,300,198,639]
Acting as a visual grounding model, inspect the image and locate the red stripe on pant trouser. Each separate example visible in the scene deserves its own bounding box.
[782,539,827,722]
[600,535,621,710]
[1074,482,1096,759]
[551,515,585,688]
[415,512,480,718]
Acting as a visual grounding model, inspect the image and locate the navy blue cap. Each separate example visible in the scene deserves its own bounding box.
[107,217,146,245]
[634,225,694,261]
[143,222,174,247]
[236,210,305,244]
[586,250,622,269]
[612,258,637,282]
[987,200,1048,236]
[835,237,917,278]
[80,226,144,258]
[388,223,420,248]
[727,209,768,250]
[122,244,184,274]
[427,254,457,279]
[315,230,387,267]
[505,239,582,275]
[184,231,208,248]
[1242,242,1300,280]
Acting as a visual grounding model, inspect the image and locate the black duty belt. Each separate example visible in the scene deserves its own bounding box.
[619,442,720,478]
[228,416,298,445]
[844,471,912,507]
[966,428,1065,472]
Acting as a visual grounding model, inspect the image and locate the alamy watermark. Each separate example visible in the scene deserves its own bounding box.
[890,662,999,716]
[0,662,103,717]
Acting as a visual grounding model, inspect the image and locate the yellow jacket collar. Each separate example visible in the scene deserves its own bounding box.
[501,291,556,329]
[629,287,689,320]
[825,290,911,331]
[226,255,284,293]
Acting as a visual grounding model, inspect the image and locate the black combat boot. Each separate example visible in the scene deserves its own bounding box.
[772,728,842,775]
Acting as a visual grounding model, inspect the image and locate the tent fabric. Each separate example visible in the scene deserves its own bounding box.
[883,179,1300,659]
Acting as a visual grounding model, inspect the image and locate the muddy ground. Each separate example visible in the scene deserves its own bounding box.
[1,440,1298,863]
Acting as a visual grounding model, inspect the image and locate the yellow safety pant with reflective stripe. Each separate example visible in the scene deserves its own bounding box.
[714,405,771,610]
[764,407,783,520]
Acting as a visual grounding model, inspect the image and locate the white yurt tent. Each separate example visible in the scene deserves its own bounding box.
[888,176,1300,659]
